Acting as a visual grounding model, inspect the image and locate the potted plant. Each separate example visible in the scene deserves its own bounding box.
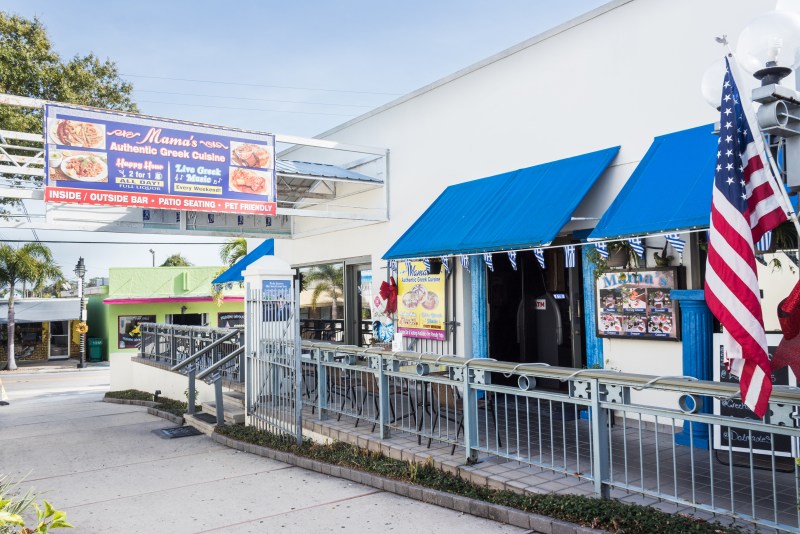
[587,241,640,279]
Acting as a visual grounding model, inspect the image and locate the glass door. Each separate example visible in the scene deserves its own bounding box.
[49,321,70,359]
[345,264,373,347]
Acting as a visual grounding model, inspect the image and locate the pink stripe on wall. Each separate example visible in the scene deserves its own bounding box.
[103,296,244,305]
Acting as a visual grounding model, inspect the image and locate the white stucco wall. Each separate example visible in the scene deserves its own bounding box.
[276,0,787,375]
[110,352,220,403]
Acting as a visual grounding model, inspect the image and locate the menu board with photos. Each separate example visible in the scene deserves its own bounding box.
[595,268,681,341]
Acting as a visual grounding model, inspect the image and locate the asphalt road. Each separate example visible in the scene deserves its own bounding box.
[0,368,527,533]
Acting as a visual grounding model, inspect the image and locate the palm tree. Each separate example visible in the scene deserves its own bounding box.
[303,264,344,319]
[0,243,63,370]
[160,254,192,267]
[220,238,247,266]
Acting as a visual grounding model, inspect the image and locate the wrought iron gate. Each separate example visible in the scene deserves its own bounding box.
[245,279,302,444]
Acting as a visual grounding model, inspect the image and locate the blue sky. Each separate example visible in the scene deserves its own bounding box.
[2,1,608,278]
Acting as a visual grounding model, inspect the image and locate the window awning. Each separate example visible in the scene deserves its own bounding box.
[212,239,274,285]
[383,147,619,259]
[589,124,717,241]
[0,298,80,323]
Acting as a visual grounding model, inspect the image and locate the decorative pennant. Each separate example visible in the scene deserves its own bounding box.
[507,251,517,271]
[213,283,223,292]
[389,260,398,274]
[533,248,545,269]
[665,233,685,260]
[756,230,772,253]
[422,258,431,273]
[440,256,451,274]
[565,245,576,268]
[405,260,413,274]
[460,255,470,271]
[595,242,608,259]
[483,253,494,272]
[627,238,644,259]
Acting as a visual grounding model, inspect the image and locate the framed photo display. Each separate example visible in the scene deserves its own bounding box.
[595,267,682,341]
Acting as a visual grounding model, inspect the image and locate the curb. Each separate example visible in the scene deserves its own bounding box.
[209,432,605,534]
[103,398,184,426]
[2,365,109,374]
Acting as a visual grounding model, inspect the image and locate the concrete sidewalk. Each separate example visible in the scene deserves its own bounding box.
[0,374,526,533]
[1,358,109,374]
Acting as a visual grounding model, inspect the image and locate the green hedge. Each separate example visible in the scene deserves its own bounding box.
[216,425,742,534]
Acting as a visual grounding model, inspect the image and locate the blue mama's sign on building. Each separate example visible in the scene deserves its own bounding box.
[44,104,276,216]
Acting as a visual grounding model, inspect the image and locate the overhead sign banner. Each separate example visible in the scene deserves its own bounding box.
[43,104,276,215]
[397,261,446,341]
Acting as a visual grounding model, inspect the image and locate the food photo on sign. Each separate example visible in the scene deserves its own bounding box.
[396,261,446,341]
[594,267,682,340]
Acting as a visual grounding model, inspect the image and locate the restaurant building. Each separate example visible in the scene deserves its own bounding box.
[273,0,797,403]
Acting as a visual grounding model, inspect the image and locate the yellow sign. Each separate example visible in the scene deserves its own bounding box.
[397,261,446,340]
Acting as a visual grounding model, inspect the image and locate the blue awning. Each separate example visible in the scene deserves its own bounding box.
[384,147,619,259]
[212,239,274,284]
[589,124,717,240]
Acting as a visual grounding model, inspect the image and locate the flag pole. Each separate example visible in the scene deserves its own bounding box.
[725,49,800,237]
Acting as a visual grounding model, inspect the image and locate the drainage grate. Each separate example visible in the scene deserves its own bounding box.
[154,426,203,439]
[193,412,220,424]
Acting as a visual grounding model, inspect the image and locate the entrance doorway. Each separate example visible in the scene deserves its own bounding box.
[49,320,70,360]
[345,263,373,347]
[487,249,584,373]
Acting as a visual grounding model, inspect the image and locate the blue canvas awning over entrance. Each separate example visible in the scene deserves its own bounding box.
[212,239,274,285]
[383,147,619,259]
[589,124,717,240]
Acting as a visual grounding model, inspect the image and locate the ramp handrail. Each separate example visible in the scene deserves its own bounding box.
[169,328,241,373]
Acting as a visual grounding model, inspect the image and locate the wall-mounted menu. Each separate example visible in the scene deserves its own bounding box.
[595,268,680,341]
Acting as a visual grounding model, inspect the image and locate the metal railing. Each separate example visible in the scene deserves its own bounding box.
[139,323,243,383]
[301,343,800,532]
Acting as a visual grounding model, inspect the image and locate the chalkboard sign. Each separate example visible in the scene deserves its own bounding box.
[713,333,796,457]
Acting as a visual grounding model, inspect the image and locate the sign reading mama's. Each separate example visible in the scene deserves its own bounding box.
[43,104,276,216]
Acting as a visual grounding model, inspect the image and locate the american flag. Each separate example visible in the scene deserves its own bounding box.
[705,58,788,418]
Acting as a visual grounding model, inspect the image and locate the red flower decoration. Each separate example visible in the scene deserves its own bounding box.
[379,276,398,314]
[772,279,800,381]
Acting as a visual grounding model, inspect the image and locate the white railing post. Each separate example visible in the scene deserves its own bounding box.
[463,363,479,464]
[317,349,328,420]
[590,378,610,498]
[378,354,390,439]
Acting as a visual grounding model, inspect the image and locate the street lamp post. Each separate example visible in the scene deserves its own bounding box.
[149,249,155,267]
[74,257,86,369]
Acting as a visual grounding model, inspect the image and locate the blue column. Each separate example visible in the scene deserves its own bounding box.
[470,255,488,359]
[671,289,712,449]
[582,246,604,368]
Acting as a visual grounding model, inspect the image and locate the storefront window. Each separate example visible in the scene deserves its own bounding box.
[299,262,345,342]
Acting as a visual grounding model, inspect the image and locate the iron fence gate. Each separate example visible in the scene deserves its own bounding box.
[245,279,302,444]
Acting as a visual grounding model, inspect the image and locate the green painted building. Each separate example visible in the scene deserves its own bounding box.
[102,266,244,354]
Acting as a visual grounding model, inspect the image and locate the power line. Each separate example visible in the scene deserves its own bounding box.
[133,89,375,108]
[137,99,357,117]
[122,73,402,96]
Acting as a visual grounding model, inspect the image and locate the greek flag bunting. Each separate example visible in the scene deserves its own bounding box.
[422,258,431,273]
[565,245,576,268]
[595,242,608,259]
[756,230,772,253]
[405,261,413,274]
[460,255,470,271]
[389,260,398,274]
[533,248,545,269]
[627,238,644,259]
[440,256,451,274]
[665,233,685,257]
[483,253,494,272]
[507,251,517,271]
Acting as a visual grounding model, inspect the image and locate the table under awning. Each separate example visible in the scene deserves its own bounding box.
[212,239,274,285]
[588,124,717,241]
[0,298,80,323]
[383,147,619,259]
